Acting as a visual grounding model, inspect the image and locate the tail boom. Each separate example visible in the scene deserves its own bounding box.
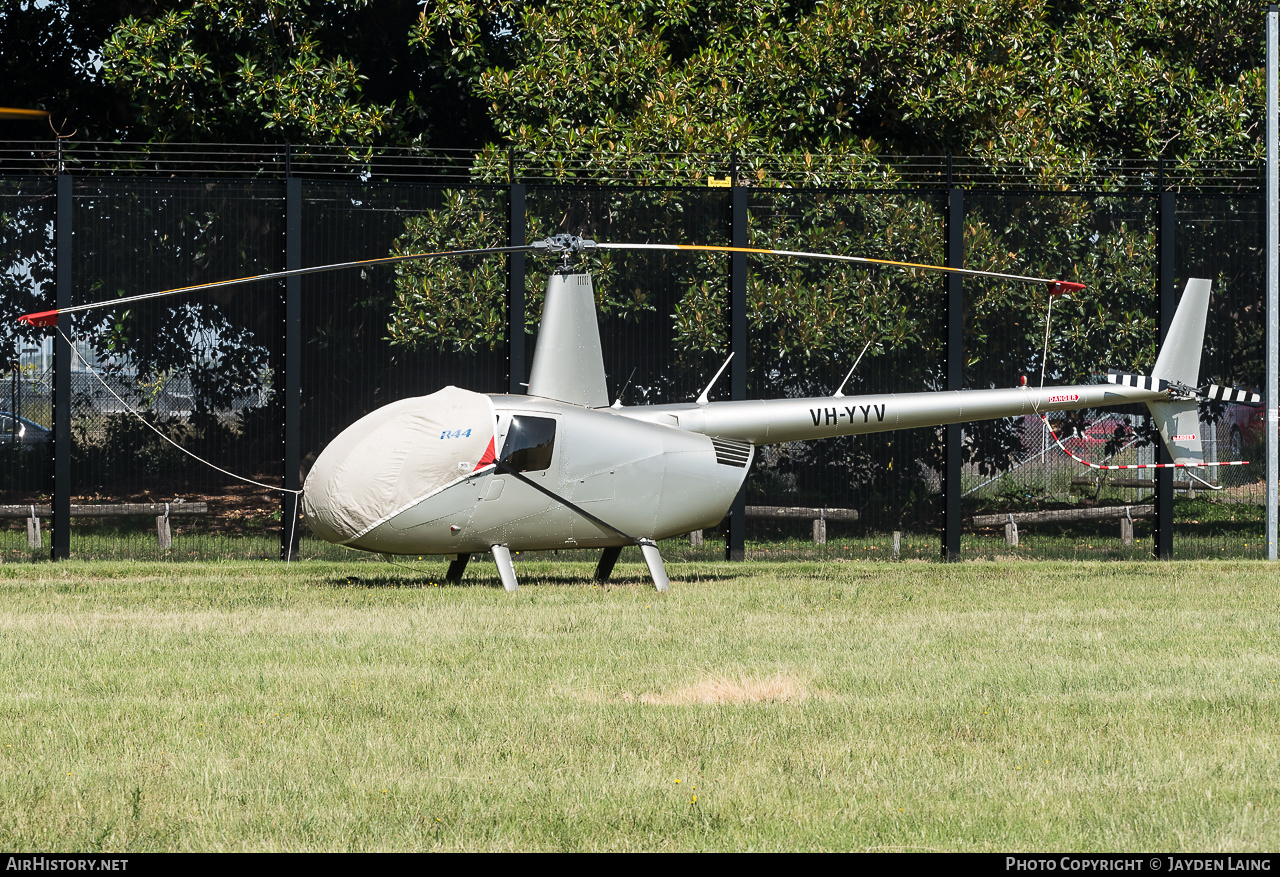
[625,381,1168,445]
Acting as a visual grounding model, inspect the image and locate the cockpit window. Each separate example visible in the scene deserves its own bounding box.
[500,415,556,472]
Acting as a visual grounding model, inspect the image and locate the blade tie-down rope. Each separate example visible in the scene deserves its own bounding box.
[57,326,303,558]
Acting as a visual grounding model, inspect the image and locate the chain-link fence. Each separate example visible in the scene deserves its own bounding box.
[0,144,1267,562]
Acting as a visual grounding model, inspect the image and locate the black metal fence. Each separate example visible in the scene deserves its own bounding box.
[0,143,1266,562]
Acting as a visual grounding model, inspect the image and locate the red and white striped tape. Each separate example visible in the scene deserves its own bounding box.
[1040,416,1249,471]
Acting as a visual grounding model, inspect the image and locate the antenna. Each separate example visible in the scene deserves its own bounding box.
[696,353,734,406]
[612,367,638,409]
[833,340,873,398]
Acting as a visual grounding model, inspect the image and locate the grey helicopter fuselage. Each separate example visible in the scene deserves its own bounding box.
[301,377,1177,557]
[304,392,753,555]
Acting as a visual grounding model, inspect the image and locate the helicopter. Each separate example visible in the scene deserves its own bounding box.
[19,235,1257,591]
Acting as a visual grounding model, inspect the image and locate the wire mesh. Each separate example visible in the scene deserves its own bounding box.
[295,182,510,556]
[0,177,56,559]
[0,147,1266,562]
[958,190,1266,559]
[1172,192,1267,559]
[0,143,1263,192]
[64,178,286,559]
[960,189,1159,558]
[737,188,948,558]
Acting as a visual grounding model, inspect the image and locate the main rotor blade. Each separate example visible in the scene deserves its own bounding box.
[596,242,1085,295]
[0,107,49,120]
[17,232,1084,329]
[17,244,538,327]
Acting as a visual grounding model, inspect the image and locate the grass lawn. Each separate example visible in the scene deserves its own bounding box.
[1,557,1278,851]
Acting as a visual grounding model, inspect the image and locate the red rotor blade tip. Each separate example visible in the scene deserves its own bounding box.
[1048,281,1086,296]
[18,310,59,328]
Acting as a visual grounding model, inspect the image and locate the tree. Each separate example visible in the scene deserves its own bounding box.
[469,0,1261,166]
[0,0,142,140]
[100,0,508,146]
[92,0,1263,160]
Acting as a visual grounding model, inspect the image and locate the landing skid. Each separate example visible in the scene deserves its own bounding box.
[638,540,670,592]
[445,553,470,582]
[594,546,622,582]
[488,542,669,591]
[491,544,519,592]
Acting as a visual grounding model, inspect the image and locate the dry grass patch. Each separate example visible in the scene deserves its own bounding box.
[556,672,816,706]
[630,672,812,705]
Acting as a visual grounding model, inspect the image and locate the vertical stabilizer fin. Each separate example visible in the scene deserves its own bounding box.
[1145,278,1211,467]
[1151,278,1211,387]
[527,272,610,408]
[1146,399,1205,467]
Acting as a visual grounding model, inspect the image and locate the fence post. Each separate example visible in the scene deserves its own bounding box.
[509,164,527,395]
[281,171,302,561]
[1154,188,1175,560]
[942,182,964,562]
[52,172,71,561]
[726,176,748,562]
[1269,4,1279,561]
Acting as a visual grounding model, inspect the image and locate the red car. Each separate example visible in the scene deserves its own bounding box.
[1021,414,1135,456]
[1223,400,1265,459]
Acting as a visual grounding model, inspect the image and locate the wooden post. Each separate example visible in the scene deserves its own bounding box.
[813,510,826,545]
[156,503,172,550]
[1121,506,1134,546]
[689,530,703,547]
[1005,514,1019,547]
[27,506,40,549]
[892,531,902,561]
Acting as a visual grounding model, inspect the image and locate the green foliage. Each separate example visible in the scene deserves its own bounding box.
[388,190,518,352]
[98,0,502,147]
[77,0,1263,161]
[388,188,729,356]
[474,0,1262,167]
[102,1,398,144]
